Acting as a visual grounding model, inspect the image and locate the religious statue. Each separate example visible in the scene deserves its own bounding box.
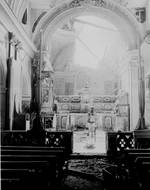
[86,107,97,147]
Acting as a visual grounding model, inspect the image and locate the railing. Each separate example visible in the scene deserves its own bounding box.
[45,131,73,154]
[107,131,135,155]
[1,129,137,157]
[1,130,73,154]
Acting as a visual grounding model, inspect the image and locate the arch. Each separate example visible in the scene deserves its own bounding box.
[33,0,144,50]
[32,11,47,33]
[32,0,146,130]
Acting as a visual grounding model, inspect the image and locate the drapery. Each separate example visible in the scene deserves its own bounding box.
[136,64,146,130]
[9,58,22,129]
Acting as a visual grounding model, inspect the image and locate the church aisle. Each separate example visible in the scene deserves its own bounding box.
[54,175,104,190]
[73,129,107,154]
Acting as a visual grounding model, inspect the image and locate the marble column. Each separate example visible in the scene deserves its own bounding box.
[128,49,140,130]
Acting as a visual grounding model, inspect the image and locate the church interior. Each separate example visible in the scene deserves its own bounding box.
[1,0,150,189]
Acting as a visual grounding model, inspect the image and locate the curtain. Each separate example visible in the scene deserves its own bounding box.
[14,59,22,113]
[136,65,146,130]
[9,58,22,130]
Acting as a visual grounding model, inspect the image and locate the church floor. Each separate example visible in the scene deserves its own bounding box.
[56,175,104,190]
[53,158,113,190]
[73,129,107,154]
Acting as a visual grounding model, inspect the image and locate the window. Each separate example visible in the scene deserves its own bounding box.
[135,7,146,23]
[22,9,27,25]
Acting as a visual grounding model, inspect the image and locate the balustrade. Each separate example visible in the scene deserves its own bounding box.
[107,131,135,155]
[1,130,73,154]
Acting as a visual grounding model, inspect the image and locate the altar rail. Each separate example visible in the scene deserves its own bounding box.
[1,130,136,156]
[1,130,73,154]
[107,131,135,156]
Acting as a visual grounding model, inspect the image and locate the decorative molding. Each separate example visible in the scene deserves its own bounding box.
[32,11,47,33]
[69,0,106,8]
[0,0,37,57]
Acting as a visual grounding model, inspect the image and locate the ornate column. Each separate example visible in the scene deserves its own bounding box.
[31,52,40,107]
[136,55,146,130]
[128,49,140,130]
[144,33,150,127]
[133,33,150,148]
[128,48,147,130]
[145,74,150,127]
[40,50,54,114]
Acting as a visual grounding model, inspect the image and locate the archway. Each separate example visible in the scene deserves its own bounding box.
[33,0,145,132]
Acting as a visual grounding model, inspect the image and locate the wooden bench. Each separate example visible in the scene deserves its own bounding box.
[1,163,52,190]
[135,156,150,165]
[103,149,150,190]
[1,145,69,190]
[134,156,150,190]
[125,150,150,167]
[123,149,150,189]
[125,149,150,153]
[1,160,49,168]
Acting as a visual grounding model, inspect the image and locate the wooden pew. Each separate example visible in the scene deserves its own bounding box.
[1,162,52,190]
[122,149,150,190]
[1,145,68,190]
[1,145,65,153]
[1,160,49,168]
[125,149,150,153]
[125,150,150,167]
[135,156,150,166]
[103,149,150,190]
[135,156,150,190]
